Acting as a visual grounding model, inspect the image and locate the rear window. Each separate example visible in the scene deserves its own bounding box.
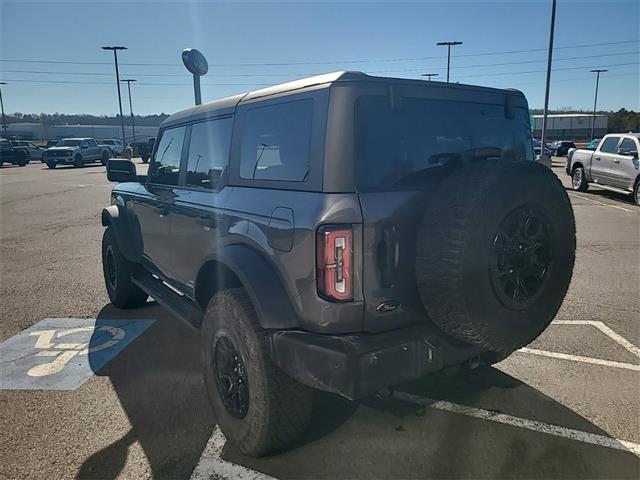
[356,96,533,190]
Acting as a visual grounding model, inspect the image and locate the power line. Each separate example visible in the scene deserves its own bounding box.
[0,40,637,68]
[3,51,638,79]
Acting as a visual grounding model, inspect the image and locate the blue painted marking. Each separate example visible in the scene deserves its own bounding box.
[0,318,153,390]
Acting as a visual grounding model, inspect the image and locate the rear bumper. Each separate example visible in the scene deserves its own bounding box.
[270,323,497,400]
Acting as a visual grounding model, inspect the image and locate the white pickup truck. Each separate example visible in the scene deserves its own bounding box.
[43,138,112,169]
[567,133,640,205]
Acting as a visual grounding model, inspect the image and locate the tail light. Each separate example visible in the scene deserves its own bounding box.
[317,225,353,302]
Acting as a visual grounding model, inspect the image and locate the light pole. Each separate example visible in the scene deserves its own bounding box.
[101,46,127,146]
[0,82,7,137]
[120,79,137,142]
[436,41,463,83]
[540,0,556,159]
[421,73,439,81]
[590,69,607,141]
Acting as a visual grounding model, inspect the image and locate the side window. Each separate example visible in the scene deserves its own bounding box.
[149,126,186,186]
[88,139,98,148]
[239,99,313,182]
[185,118,233,189]
[599,136,620,154]
[619,138,637,153]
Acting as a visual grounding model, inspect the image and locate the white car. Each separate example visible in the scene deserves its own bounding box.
[10,141,46,161]
[100,139,126,156]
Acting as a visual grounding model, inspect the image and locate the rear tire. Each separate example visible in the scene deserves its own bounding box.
[572,166,589,192]
[416,160,576,353]
[101,151,109,166]
[101,227,148,309]
[201,288,312,457]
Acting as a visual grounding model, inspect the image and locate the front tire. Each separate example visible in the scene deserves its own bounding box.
[46,161,56,169]
[572,166,589,192]
[101,227,148,309]
[633,180,640,206]
[74,154,84,168]
[201,288,312,457]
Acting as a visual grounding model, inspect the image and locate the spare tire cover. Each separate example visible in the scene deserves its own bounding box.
[416,160,575,352]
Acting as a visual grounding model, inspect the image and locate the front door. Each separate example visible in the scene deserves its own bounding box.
[134,125,186,277]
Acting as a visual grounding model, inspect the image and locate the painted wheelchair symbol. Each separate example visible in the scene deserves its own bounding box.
[27,326,125,377]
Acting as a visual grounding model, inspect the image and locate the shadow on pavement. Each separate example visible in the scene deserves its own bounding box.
[78,302,639,479]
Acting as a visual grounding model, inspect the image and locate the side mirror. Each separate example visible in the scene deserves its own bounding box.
[107,159,137,183]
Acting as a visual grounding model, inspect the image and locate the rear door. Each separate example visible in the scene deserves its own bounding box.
[614,137,640,190]
[169,116,234,294]
[591,136,621,185]
[355,86,533,333]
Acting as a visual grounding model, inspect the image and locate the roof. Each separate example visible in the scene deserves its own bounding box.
[532,113,607,118]
[163,71,521,128]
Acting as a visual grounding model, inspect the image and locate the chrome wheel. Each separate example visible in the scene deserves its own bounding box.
[572,168,583,190]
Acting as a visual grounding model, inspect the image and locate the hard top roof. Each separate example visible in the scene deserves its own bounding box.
[162,71,522,128]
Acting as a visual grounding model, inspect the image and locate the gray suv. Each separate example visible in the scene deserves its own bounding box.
[101,72,576,456]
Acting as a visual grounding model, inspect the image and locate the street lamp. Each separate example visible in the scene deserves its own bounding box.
[0,82,7,137]
[421,73,439,81]
[101,46,127,147]
[120,79,137,143]
[589,69,607,141]
[540,0,556,160]
[436,41,463,83]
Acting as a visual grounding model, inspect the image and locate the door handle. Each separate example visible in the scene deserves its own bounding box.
[594,157,601,161]
[613,159,620,164]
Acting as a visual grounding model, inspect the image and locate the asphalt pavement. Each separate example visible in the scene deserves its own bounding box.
[1,158,638,479]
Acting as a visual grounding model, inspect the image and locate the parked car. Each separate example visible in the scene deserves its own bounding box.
[567,133,640,205]
[43,137,112,168]
[129,138,155,163]
[46,140,60,148]
[100,139,126,156]
[0,139,29,166]
[533,138,551,157]
[587,138,601,150]
[550,140,576,156]
[101,72,576,456]
[10,140,46,161]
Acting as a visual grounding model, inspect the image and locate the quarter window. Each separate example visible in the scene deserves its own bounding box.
[239,99,313,182]
[149,126,186,186]
[186,118,233,189]
[599,136,620,153]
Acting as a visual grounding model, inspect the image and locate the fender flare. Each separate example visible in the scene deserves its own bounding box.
[101,205,142,263]
[199,244,300,330]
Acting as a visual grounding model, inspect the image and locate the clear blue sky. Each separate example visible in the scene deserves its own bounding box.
[1,0,638,116]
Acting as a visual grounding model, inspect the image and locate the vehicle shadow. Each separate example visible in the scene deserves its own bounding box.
[77,303,640,479]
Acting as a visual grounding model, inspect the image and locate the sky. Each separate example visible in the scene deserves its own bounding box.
[1,0,639,116]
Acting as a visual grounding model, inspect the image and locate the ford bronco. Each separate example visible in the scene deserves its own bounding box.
[101,72,576,456]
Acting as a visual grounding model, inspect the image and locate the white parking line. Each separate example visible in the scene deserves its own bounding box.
[553,320,640,358]
[568,192,635,213]
[190,427,274,480]
[517,347,640,371]
[391,391,640,458]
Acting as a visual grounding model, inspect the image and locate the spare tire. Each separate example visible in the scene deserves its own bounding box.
[416,160,575,353]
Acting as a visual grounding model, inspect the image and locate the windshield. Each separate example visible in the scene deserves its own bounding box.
[56,139,81,147]
[356,96,533,190]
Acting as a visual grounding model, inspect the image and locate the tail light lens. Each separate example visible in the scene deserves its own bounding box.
[317,225,353,302]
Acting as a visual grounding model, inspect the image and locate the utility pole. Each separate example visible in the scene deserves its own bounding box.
[0,82,7,137]
[540,0,556,159]
[436,41,463,83]
[101,46,127,147]
[421,73,439,81]
[589,69,607,141]
[120,79,137,142]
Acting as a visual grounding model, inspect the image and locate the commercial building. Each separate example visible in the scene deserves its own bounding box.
[532,114,608,141]
[2,123,158,142]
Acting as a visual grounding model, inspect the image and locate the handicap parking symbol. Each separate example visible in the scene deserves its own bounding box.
[0,318,153,390]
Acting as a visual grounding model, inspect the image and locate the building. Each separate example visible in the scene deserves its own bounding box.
[532,114,607,141]
[2,122,159,142]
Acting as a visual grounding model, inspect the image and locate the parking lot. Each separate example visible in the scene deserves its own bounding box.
[0,158,638,479]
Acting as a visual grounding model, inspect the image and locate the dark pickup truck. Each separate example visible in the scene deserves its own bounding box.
[101,72,576,457]
[0,139,29,167]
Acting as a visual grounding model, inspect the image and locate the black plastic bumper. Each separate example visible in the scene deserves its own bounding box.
[270,323,493,400]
